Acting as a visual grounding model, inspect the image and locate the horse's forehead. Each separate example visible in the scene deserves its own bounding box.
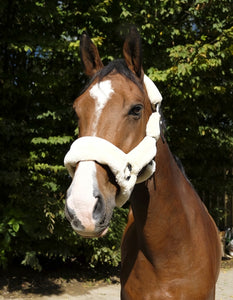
[89,76,141,107]
[89,79,114,108]
[110,74,143,95]
[75,75,145,117]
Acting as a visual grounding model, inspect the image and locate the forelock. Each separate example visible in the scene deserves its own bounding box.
[80,59,143,96]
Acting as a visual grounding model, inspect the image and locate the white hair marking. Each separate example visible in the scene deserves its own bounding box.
[89,80,114,135]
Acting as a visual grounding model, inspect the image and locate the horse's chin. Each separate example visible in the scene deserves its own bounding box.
[97,226,109,237]
[74,226,109,238]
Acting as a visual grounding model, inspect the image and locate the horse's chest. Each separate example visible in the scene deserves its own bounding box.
[121,250,214,300]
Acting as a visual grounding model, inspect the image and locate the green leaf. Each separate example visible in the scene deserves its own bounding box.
[12,223,20,233]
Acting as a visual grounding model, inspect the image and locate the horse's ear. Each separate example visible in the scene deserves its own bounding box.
[123,27,143,80]
[80,32,104,77]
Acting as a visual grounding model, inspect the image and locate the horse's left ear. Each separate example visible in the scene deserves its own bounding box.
[123,26,143,80]
[80,32,104,77]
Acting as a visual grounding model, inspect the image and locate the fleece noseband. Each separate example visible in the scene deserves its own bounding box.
[64,75,162,207]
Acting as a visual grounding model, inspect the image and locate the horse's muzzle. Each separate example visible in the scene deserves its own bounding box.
[65,199,111,238]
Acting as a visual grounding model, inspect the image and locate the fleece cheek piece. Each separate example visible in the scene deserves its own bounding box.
[64,114,160,207]
[64,75,163,207]
[143,74,162,110]
[64,136,157,207]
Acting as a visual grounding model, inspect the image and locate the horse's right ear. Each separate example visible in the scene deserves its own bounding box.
[80,32,104,77]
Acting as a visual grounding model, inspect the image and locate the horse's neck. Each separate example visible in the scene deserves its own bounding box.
[130,138,198,251]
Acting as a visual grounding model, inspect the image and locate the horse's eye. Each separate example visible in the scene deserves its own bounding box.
[128,104,143,118]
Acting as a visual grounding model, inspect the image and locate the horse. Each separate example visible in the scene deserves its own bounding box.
[64,27,222,299]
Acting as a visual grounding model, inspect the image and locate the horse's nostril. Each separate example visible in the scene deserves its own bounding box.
[72,218,83,229]
[65,205,75,221]
[93,196,104,220]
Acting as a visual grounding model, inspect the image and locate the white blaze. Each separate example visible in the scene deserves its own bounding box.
[89,80,114,135]
[66,161,98,230]
[66,80,114,230]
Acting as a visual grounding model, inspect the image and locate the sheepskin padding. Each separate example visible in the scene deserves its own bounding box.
[64,135,157,207]
[64,112,161,207]
[144,74,162,110]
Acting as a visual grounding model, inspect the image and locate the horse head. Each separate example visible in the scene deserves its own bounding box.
[64,27,162,238]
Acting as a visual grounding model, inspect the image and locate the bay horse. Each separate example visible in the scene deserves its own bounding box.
[64,27,221,299]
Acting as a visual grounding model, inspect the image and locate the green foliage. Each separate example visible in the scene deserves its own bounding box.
[21,251,42,272]
[0,0,233,269]
[79,208,128,268]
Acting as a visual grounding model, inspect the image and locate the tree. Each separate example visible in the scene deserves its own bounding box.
[0,0,232,269]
